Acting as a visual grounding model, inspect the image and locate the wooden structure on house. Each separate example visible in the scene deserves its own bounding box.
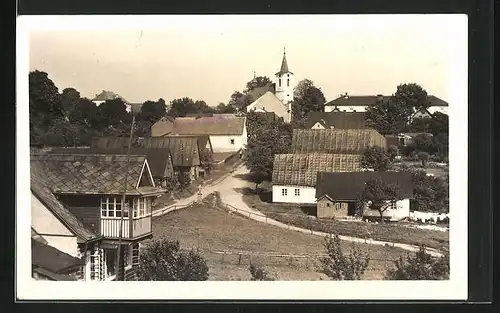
[291,129,387,154]
[31,153,165,281]
[150,115,247,153]
[305,111,367,130]
[315,171,414,221]
[271,153,362,204]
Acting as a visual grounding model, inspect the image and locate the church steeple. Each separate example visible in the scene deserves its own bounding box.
[275,47,293,76]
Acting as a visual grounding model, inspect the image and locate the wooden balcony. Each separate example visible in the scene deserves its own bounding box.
[100,216,151,239]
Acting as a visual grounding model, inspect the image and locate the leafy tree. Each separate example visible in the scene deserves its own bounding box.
[292,79,326,121]
[215,102,237,114]
[387,145,399,161]
[393,83,430,118]
[249,263,275,281]
[97,98,132,128]
[433,133,449,162]
[359,178,403,222]
[228,91,253,113]
[417,151,430,168]
[168,97,215,117]
[365,98,409,135]
[411,134,437,155]
[138,239,209,281]
[138,98,167,123]
[200,150,214,174]
[244,76,272,94]
[361,146,391,171]
[177,171,192,190]
[60,87,81,118]
[68,98,100,128]
[385,246,449,280]
[29,70,63,122]
[429,112,449,136]
[407,169,449,213]
[319,235,370,280]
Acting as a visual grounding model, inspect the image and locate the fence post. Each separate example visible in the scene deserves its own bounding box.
[238,253,242,265]
[221,252,225,264]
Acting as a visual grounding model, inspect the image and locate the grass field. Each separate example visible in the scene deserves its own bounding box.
[150,195,416,281]
[241,189,449,252]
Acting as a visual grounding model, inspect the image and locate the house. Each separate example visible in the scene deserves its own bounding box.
[32,238,85,281]
[246,91,292,123]
[91,136,203,181]
[150,115,247,153]
[324,94,448,115]
[291,129,387,154]
[91,90,142,113]
[246,82,276,102]
[271,153,362,204]
[31,153,165,281]
[315,171,414,221]
[49,147,175,189]
[305,111,367,129]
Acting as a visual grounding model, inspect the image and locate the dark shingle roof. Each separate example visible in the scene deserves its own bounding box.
[325,95,448,107]
[275,52,293,75]
[32,239,84,275]
[291,129,386,154]
[272,153,362,187]
[247,83,276,101]
[172,116,246,136]
[316,171,414,200]
[91,136,201,167]
[305,111,367,129]
[49,147,174,178]
[31,161,100,242]
[31,154,149,195]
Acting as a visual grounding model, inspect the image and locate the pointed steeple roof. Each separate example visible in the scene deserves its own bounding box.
[275,48,293,75]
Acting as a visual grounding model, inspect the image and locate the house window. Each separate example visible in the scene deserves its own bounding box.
[334,203,341,210]
[131,243,140,267]
[287,74,290,77]
[101,197,129,218]
[279,79,281,87]
[281,188,287,196]
[287,79,290,87]
[390,201,397,210]
[326,202,331,207]
[133,197,152,218]
[230,138,235,145]
[294,188,300,196]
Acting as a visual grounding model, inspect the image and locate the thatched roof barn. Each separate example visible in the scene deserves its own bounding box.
[290,129,386,154]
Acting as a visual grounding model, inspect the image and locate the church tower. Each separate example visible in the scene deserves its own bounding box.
[275,48,294,105]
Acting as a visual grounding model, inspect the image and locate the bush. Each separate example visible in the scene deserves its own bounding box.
[385,246,449,280]
[138,238,209,281]
[318,235,370,280]
[417,151,430,168]
[249,263,275,281]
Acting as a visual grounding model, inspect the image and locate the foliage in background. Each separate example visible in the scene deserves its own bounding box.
[319,235,370,280]
[385,246,449,280]
[291,79,326,122]
[406,169,449,213]
[249,263,275,281]
[358,178,403,222]
[361,146,391,171]
[138,239,209,281]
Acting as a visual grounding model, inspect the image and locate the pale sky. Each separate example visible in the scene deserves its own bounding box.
[27,15,465,106]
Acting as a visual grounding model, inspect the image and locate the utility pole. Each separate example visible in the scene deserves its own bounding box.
[115,112,136,281]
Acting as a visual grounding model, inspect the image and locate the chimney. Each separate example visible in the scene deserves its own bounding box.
[344,92,348,99]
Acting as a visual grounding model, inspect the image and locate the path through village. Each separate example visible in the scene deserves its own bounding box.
[152,164,443,257]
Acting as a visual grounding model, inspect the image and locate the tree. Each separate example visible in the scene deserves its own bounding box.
[168,97,214,117]
[292,79,326,121]
[433,133,449,162]
[177,171,192,190]
[228,91,252,113]
[97,98,131,128]
[361,146,391,171]
[60,87,81,118]
[428,112,449,136]
[68,97,100,128]
[407,169,449,213]
[411,134,437,155]
[385,246,449,280]
[29,70,63,121]
[138,239,209,281]
[138,98,167,123]
[365,98,409,135]
[393,83,430,118]
[244,76,272,94]
[200,150,214,174]
[359,178,403,222]
[249,263,275,281]
[319,235,370,280]
[215,102,237,114]
[417,151,430,168]
[387,145,399,161]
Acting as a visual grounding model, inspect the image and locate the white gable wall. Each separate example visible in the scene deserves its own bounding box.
[31,193,79,257]
[272,185,317,204]
[209,134,245,153]
[362,198,410,221]
[311,122,326,129]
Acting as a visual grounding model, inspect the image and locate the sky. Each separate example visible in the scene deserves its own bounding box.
[27,15,465,106]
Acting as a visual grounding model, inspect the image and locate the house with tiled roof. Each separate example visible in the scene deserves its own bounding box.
[315,171,413,221]
[151,115,247,154]
[31,153,165,281]
[91,90,142,113]
[324,93,448,116]
[246,91,292,123]
[305,111,367,130]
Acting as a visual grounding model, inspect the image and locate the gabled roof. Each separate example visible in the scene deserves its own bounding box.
[275,51,293,75]
[31,161,100,242]
[92,90,128,103]
[272,153,362,187]
[49,147,175,178]
[291,129,386,154]
[305,111,367,129]
[171,116,246,136]
[160,134,213,153]
[247,83,276,101]
[32,239,84,278]
[315,171,414,200]
[246,91,288,117]
[91,136,201,167]
[325,95,448,107]
[30,153,155,196]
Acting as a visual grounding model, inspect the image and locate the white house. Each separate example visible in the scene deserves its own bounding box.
[272,153,362,204]
[315,171,413,221]
[246,91,292,123]
[324,94,448,116]
[151,115,247,153]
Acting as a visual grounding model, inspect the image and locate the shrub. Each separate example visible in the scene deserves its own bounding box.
[385,246,449,280]
[318,235,370,280]
[249,263,275,281]
[417,151,430,168]
[138,238,209,281]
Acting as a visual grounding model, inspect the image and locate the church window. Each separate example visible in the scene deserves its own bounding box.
[287,74,290,77]
[279,79,281,87]
[287,79,290,86]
